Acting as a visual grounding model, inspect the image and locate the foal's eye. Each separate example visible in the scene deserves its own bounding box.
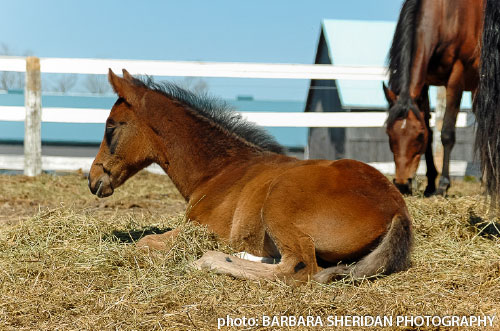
[105,126,115,145]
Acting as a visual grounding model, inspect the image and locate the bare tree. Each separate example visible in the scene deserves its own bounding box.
[179,77,210,94]
[84,74,111,94]
[0,43,24,90]
[51,74,78,93]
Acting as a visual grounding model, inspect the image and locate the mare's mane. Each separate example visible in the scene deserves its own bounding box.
[386,0,422,127]
[131,76,285,154]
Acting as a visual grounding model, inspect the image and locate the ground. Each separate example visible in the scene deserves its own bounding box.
[0,171,499,330]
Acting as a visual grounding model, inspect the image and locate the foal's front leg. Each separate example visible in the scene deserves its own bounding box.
[136,228,181,251]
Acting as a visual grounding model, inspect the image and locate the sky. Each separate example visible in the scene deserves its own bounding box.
[0,0,404,101]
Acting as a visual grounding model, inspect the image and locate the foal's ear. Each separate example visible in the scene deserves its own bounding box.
[382,83,397,108]
[122,69,135,83]
[108,68,143,105]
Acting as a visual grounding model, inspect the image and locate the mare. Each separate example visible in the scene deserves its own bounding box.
[383,0,483,196]
[88,69,413,283]
[474,0,500,212]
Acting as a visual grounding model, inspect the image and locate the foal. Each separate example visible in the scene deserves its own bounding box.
[88,69,413,283]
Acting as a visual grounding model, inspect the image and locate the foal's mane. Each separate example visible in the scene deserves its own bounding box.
[386,0,422,127]
[132,76,285,154]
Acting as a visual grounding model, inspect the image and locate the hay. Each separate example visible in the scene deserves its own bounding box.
[0,172,499,330]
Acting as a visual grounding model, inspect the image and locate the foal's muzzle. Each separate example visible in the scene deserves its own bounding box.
[88,173,114,198]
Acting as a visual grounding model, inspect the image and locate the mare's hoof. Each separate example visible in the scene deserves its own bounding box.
[423,187,436,197]
[435,185,449,196]
[435,177,450,196]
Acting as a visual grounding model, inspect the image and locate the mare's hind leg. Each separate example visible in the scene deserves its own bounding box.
[437,61,464,195]
[136,228,181,251]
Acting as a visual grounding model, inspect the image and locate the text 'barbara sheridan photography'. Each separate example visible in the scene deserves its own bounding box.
[217,314,496,329]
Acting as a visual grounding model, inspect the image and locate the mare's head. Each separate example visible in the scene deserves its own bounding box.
[88,69,158,197]
[383,83,428,195]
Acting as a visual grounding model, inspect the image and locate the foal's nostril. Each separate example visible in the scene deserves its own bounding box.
[89,178,102,195]
[95,180,103,196]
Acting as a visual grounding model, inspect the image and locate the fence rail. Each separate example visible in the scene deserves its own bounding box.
[0,106,469,128]
[0,56,387,80]
[0,56,468,176]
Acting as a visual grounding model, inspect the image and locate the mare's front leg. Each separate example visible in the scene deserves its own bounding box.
[136,228,181,251]
[437,62,464,195]
[419,85,438,196]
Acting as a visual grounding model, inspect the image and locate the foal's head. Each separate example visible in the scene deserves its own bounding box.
[88,69,158,197]
[383,84,428,195]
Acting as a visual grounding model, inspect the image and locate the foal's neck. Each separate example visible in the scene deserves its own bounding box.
[147,99,265,200]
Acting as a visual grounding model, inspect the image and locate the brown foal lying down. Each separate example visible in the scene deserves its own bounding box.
[88,69,413,283]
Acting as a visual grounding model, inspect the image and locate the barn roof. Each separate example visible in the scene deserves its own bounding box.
[320,19,472,109]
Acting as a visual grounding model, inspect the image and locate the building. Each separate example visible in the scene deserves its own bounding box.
[305,19,475,169]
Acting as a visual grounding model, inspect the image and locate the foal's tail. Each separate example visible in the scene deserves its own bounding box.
[313,214,413,283]
[474,0,500,206]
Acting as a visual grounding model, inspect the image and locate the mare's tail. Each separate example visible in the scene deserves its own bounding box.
[474,0,500,206]
[313,214,413,283]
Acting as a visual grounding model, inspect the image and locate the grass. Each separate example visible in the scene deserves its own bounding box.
[0,172,499,330]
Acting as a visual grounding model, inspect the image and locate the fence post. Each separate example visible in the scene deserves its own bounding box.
[24,56,42,176]
[433,86,446,173]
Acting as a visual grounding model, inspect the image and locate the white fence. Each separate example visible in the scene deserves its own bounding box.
[0,56,469,176]
[0,56,388,80]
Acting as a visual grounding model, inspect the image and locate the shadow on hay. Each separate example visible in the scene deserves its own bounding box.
[103,226,173,244]
[469,212,500,238]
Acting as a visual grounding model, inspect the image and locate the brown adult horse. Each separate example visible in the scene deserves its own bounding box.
[88,69,413,283]
[383,0,483,196]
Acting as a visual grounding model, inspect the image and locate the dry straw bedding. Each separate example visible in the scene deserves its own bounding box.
[0,172,499,330]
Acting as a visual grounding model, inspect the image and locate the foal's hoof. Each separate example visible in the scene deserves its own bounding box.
[312,265,351,283]
[136,235,168,251]
[191,251,222,270]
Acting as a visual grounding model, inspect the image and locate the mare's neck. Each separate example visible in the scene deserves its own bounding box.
[146,99,263,200]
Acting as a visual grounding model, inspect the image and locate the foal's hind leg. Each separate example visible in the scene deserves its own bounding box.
[193,234,317,284]
[259,204,320,282]
[194,216,319,283]
[192,251,280,281]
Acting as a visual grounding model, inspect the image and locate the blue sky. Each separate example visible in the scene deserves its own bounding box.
[0,0,404,100]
